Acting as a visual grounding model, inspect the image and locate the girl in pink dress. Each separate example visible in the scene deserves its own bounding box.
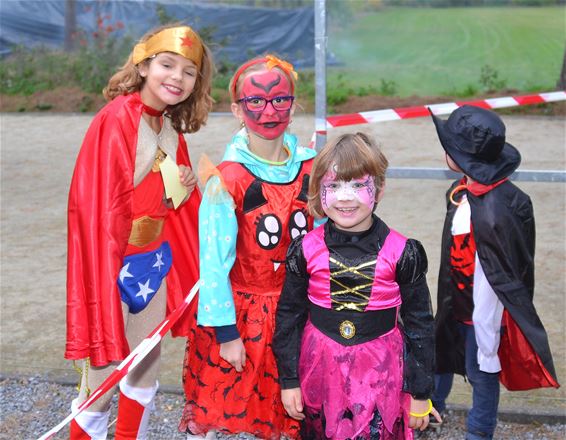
[273,132,441,439]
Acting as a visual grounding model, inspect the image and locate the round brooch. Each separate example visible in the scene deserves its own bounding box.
[339,320,356,339]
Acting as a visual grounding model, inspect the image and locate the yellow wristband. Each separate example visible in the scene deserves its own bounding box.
[409,399,433,418]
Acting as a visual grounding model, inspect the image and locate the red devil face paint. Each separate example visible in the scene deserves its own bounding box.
[239,69,293,140]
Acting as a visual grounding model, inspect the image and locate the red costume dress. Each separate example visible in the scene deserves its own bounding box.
[65,92,200,367]
[180,140,314,438]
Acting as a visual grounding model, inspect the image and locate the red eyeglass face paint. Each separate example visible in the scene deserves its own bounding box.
[239,70,292,140]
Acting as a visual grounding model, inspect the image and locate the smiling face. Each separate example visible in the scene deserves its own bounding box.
[320,170,377,232]
[138,52,198,110]
[234,68,293,140]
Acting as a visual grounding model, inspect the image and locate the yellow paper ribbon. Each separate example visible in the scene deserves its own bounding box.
[159,155,188,209]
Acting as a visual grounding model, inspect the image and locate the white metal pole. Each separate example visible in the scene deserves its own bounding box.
[314,0,327,150]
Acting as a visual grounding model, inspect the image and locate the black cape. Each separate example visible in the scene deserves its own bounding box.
[435,179,559,390]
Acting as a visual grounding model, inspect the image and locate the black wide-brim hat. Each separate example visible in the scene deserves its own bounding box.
[430,105,521,185]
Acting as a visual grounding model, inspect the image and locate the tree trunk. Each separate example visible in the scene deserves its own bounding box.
[64,0,76,52]
[558,45,566,90]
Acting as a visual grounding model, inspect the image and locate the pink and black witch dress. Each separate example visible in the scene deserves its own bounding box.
[273,216,435,440]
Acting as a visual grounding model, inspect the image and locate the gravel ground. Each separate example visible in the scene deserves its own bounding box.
[1,376,564,440]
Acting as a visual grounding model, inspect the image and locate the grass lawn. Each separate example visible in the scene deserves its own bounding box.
[328,6,566,96]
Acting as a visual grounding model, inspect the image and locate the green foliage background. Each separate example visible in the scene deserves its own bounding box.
[1,3,564,111]
[327,6,565,96]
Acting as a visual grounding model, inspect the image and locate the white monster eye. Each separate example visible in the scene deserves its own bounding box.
[289,209,308,240]
[255,214,282,250]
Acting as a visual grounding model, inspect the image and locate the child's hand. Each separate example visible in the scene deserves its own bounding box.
[281,388,305,420]
[219,338,246,372]
[408,397,442,431]
[178,164,197,196]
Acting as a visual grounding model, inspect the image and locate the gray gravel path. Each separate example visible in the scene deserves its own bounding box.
[1,375,564,440]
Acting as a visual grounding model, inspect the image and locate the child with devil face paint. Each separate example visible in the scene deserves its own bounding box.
[179,55,317,439]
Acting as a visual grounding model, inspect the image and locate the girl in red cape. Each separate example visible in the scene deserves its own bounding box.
[65,24,213,439]
[179,55,316,439]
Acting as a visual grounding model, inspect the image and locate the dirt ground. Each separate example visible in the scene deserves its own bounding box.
[0,111,564,421]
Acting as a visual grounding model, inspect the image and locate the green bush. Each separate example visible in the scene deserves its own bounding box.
[0,46,72,95]
[479,64,507,92]
[296,70,316,102]
[69,16,133,94]
[442,83,479,97]
[0,15,132,97]
[327,87,349,105]
[378,79,398,96]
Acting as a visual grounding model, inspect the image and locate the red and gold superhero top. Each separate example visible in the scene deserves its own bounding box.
[65,92,200,367]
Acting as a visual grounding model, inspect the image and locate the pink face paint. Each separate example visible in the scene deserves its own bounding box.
[320,172,376,211]
[239,70,292,140]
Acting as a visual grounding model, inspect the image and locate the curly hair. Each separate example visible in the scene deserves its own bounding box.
[308,132,389,218]
[103,24,214,133]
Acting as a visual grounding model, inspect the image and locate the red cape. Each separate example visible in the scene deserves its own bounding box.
[65,93,200,366]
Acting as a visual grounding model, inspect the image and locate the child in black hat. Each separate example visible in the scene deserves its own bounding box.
[429,105,559,440]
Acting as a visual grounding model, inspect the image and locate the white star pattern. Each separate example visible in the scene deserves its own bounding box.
[119,263,133,283]
[136,279,155,303]
[153,251,164,271]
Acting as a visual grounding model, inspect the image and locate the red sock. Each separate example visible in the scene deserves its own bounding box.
[114,381,157,440]
[69,419,91,439]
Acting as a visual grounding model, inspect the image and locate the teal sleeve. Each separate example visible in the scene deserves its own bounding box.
[197,176,238,326]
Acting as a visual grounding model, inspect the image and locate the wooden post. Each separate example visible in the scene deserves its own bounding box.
[64,0,77,52]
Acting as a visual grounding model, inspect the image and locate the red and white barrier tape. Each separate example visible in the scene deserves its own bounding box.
[327,91,566,127]
[37,280,202,440]
[308,91,566,147]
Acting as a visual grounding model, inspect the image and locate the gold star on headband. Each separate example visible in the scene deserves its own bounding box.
[132,26,203,69]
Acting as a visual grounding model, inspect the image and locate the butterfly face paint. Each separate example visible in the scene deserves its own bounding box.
[320,171,377,232]
[239,69,293,140]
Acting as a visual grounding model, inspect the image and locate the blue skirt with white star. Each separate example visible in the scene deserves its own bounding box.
[118,242,172,314]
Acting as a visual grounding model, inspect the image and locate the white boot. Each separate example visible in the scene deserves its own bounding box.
[70,398,110,439]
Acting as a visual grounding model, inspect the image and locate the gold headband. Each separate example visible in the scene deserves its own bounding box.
[132,26,204,69]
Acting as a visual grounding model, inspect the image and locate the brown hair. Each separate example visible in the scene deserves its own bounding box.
[103,24,214,133]
[228,55,297,102]
[308,132,389,218]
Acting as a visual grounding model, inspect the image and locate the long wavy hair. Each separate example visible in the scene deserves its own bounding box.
[308,132,389,218]
[103,23,214,133]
